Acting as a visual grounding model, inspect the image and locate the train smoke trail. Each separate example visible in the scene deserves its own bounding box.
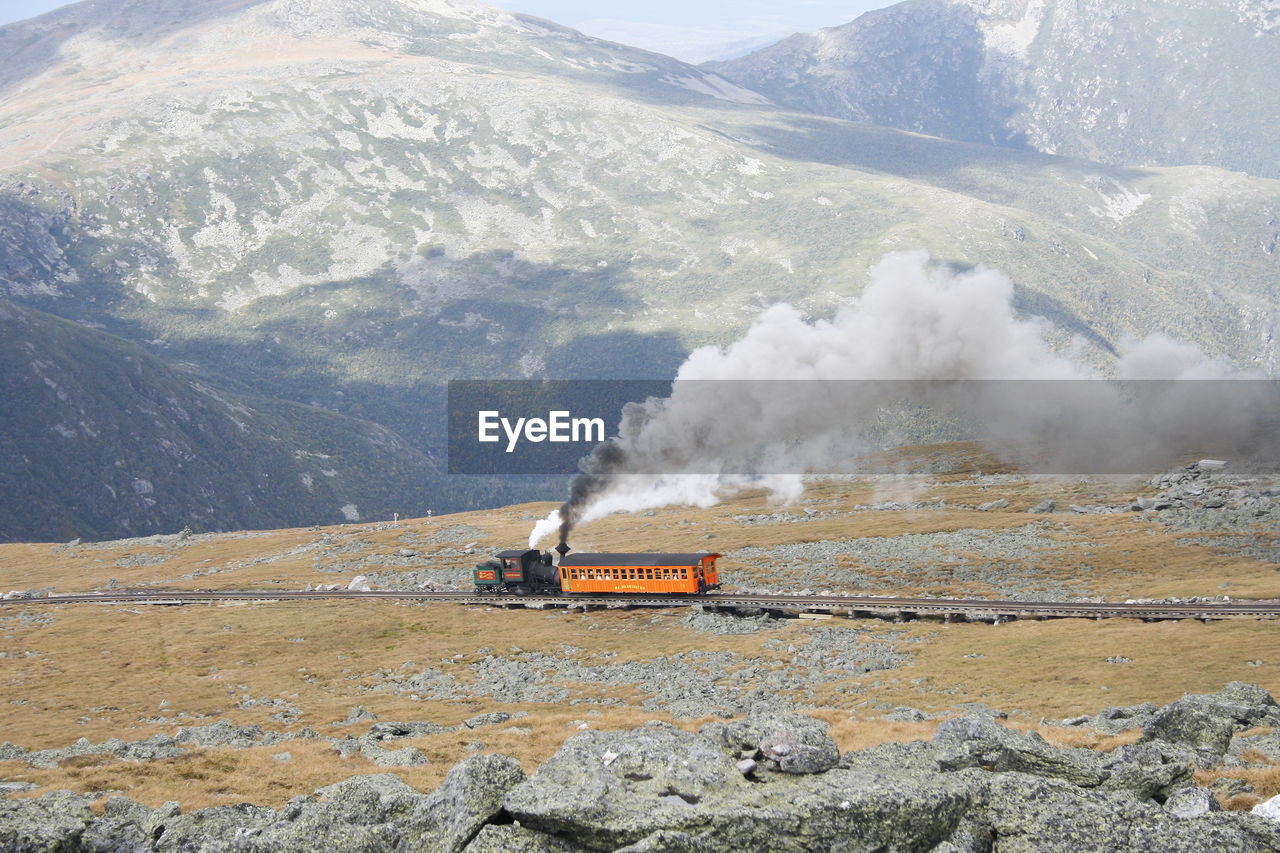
[530,250,1260,549]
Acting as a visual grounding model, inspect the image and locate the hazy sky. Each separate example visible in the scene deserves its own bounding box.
[0,0,895,62]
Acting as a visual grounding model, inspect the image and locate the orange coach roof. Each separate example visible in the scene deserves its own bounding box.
[557,553,719,567]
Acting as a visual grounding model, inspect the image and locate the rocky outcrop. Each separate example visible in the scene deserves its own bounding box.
[699,710,840,774]
[1138,682,1280,769]
[4,687,1280,852]
[502,721,972,851]
[1061,702,1159,734]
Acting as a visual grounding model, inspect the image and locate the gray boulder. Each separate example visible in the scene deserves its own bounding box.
[699,711,839,774]
[839,739,943,774]
[464,712,512,729]
[411,753,526,852]
[254,793,409,852]
[1212,777,1255,798]
[1255,793,1280,824]
[367,720,451,740]
[1098,741,1194,803]
[110,734,185,762]
[313,773,425,825]
[964,771,1280,852]
[0,742,28,761]
[1185,682,1280,728]
[1229,731,1280,764]
[175,719,265,749]
[884,706,932,722]
[502,723,973,851]
[1140,702,1236,767]
[933,715,1109,788]
[0,789,94,852]
[79,797,157,853]
[358,741,429,767]
[153,802,276,851]
[339,706,379,725]
[1061,702,1160,735]
[464,824,587,852]
[1164,786,1222,819]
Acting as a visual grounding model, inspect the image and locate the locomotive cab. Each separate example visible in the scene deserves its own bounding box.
[474,549,559,594]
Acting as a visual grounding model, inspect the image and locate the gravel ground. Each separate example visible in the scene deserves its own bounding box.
[731,524,1096,601]
[370,612,914,718]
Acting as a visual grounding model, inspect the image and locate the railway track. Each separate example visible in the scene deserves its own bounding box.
[3,588,1278,623]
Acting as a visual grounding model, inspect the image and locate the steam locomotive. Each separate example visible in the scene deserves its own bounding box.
[474,548,720,596]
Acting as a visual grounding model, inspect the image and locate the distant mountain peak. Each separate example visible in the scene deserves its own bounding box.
[709,0,1280,178]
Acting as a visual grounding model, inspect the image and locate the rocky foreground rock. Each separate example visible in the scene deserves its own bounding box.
[4,685,1280,852]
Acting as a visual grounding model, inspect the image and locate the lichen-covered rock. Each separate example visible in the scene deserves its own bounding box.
[613,829,720,852]
[250,799,406,852]
[699,710,839,774]
[463,712,512,729]
[0,742,28,761]
[1228,730,1280,765]
[1140,702,1236,767]
[78,797,157,852]
[0,789,94,852]
[153,802,276,851]
[965,772,1280,852]
[367,721,451,740]
[503,724,973,851]
[175,719,265,749]
[838,738,943,774]
[312,773,425,825]
[933,715,1110,787]
[410,753,526,852]
[1164,786,1221,819]
[1186,682,1280,728]
[1097,741,1194,803]
[1061,702,1160,734]
[464,824,587,852]
[358,740,429,767]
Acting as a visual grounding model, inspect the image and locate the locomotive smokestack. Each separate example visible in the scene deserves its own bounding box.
[555,542,570,559]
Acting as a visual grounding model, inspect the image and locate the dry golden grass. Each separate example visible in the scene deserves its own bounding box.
[2,460,1278,811]
[1196,759,1280,810]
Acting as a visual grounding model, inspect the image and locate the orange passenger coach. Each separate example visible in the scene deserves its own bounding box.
[557,553,720,595]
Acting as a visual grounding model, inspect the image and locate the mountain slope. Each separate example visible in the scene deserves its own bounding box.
[0,298,471,542]
[708,0,1280,179]
[0,0,1277,539]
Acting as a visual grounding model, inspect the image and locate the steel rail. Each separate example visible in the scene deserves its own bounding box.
[3,588,1278,622]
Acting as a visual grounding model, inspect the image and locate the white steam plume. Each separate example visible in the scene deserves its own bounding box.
[531,250,1266,548]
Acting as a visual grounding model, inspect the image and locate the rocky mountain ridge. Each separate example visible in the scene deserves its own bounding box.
[709,0,1280,179]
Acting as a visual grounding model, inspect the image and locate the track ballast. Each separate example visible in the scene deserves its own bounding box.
[3,588,1277,623]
